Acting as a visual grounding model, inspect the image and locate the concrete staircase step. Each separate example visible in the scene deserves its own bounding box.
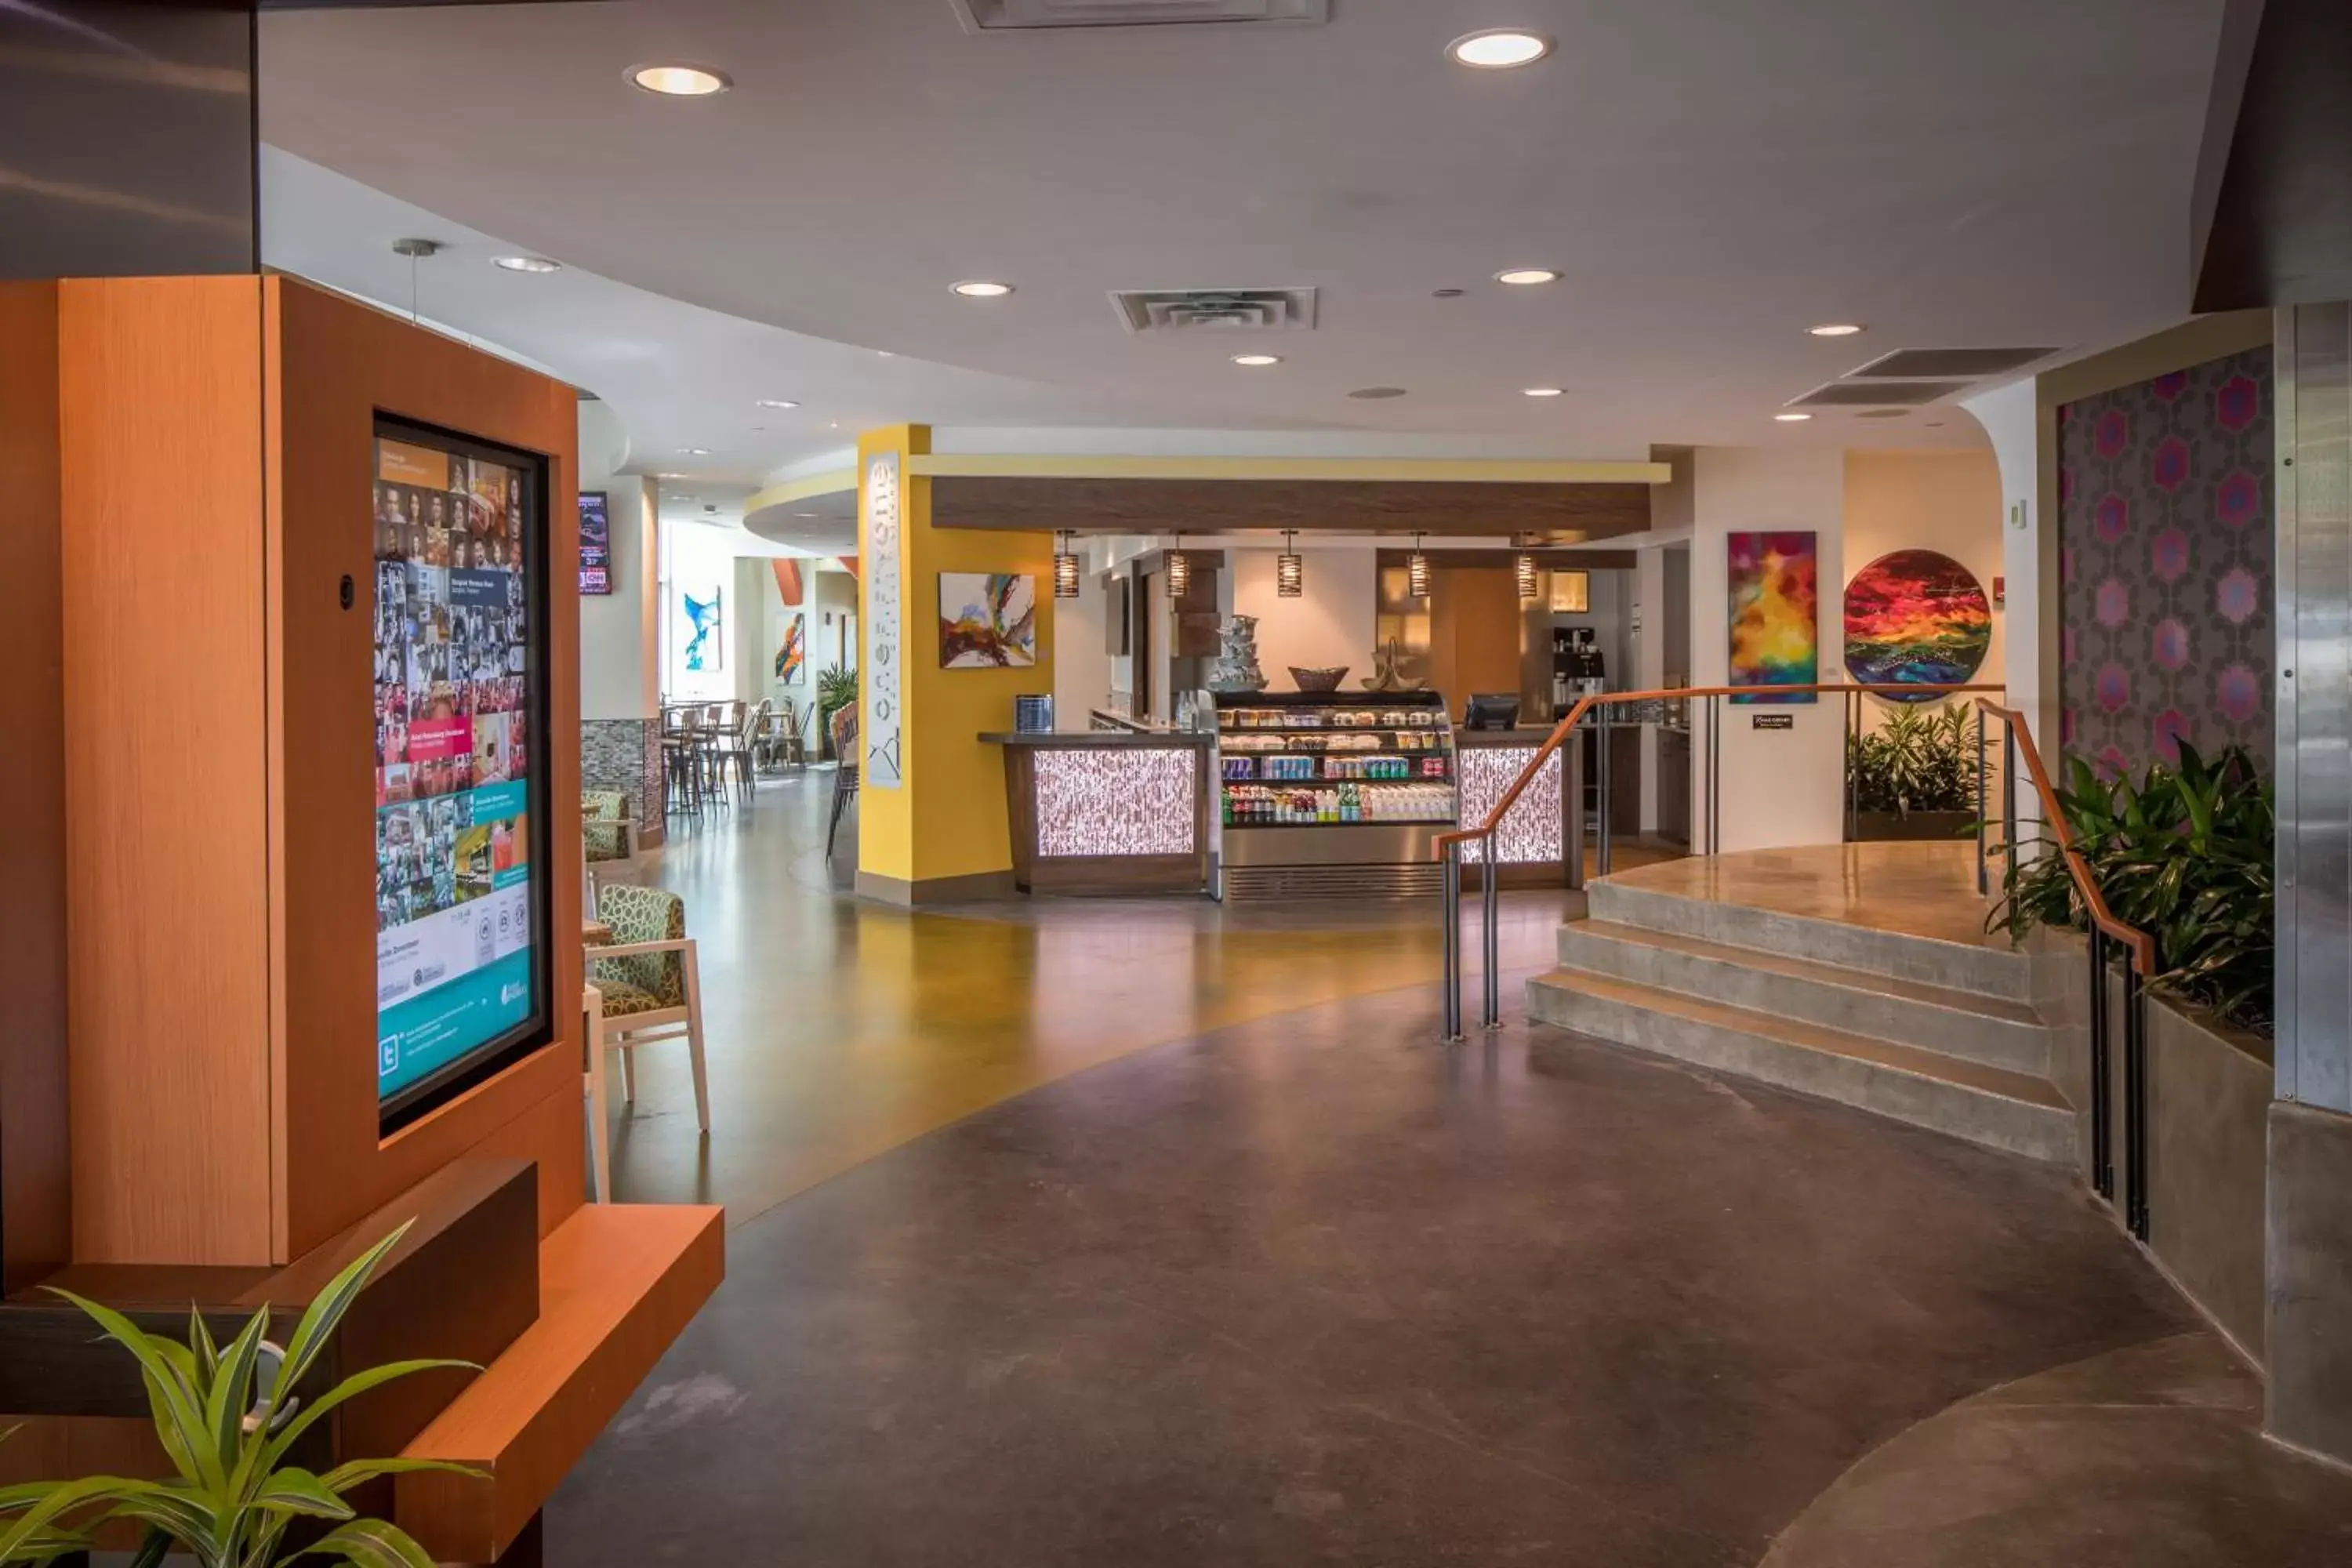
[1556,920,2051,1076]
[1525,970,2074,1163]
[1587,878,2026,998]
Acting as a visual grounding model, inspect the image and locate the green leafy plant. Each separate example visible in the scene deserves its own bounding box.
[1989,742,2274,1034]
[0,1224,481,1568]
[1847,702,1976,815]
[815,664,858,724]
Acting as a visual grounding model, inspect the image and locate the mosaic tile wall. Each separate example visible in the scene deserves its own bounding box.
[583,719,664,848]
[2058,345,2274,779]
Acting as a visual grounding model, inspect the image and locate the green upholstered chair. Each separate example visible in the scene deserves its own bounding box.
[582,883,710,1202]
[582,790,634,863]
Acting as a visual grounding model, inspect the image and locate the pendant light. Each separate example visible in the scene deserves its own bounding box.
[1277,530,1304,597]
[1515,534,1539,600]
[1053,531,1080,598]
[1167,535,1191,600]
[1407,532,1432,600]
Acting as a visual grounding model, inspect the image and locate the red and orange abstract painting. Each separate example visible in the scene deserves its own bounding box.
[1842,549,1991,702]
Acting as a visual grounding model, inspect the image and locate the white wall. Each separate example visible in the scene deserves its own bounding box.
[1689,447,1847,853]
[1962,379,2051,745]
[1842,449,2006,729]
[662,521,742,702]
[1229,546,1378,691]
[578,401,658,722]
[1052,568,1113,723]
[732,557,769,704]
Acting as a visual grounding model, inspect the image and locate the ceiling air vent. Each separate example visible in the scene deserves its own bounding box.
[1845,347,2061,379]
[1110,286,1318,335]
[1788,380,1970,408]
[952,0,1327,31]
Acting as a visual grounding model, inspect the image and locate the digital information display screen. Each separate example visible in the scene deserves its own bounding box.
[372,429,545,1116]
[579,489,611,595]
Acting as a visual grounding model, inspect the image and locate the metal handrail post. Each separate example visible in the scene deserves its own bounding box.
[1844,691,1858,843]
[1481,844,1501,1029]
[1705,695,1721,854]
[2089,927,2114,1200]
[1596,717,1613,877]
[1439,841,1464,1042]
[2123,962,2148,1240]
[2001,725,2018,892]
[1974,706,1988,897]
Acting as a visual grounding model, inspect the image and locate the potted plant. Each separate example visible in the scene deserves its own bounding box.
[1846,701,1977,840]
[0,1223,480,1568]
[815,664,858,762]
[1989,742,2273,1035]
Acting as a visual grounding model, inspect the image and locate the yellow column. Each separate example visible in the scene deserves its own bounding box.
[855,424,1054,902]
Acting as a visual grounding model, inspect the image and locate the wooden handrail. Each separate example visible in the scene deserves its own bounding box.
[1975,700,2158,976]
[1431,681,2003,852]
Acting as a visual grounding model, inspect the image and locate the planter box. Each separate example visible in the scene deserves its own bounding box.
[1850,808,1975,842]
[2027,926,2271,1363]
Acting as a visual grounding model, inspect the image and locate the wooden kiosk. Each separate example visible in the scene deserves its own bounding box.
[0,276,720,1564]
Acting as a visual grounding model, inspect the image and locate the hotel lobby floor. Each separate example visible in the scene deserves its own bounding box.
[591,771,1614,1227]
[565,773,2352,1564]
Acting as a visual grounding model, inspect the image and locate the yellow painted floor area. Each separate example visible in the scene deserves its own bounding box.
[1602,840,2000,947]
[594,770,1621,1224]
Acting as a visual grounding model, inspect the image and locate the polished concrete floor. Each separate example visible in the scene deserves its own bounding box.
[593,771,1581,1229]
[1606,841,1998,948]
[561,774,2350,1565]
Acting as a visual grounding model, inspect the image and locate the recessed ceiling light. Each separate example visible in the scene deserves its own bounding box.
[1808,322,1866,337]
[754,398,800,410]
[629,63,730,96]
[1494,267,1559,286]
[681,447,712,456]
[1447,29,1554,68]
[951,280,1014,298]
[492,256,561,274]
[876,349,895,358]
[1773,412,1813,423]
[794,511,819,518]
[1232,353,1282,367]
[1523,387,1565,397]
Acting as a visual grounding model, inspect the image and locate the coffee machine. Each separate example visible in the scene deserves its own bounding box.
[1551,626,1606,710]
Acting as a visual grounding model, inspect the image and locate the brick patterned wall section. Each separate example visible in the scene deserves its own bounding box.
[582,719,665,849]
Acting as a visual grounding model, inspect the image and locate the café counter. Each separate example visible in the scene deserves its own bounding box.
[1452,724,1588,887]
[980,726,1214,896]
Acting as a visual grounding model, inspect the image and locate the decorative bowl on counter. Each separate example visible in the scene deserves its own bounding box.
[1288,666,1349,692]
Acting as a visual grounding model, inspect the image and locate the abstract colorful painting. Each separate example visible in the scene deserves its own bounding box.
[681,585,723,673]
[1726,532,1818,705]
[938,572,1038,669]
[1843,549,1991,701]
[775,611,806,684]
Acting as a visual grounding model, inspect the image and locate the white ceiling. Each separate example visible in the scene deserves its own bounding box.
[258,0,2227,472]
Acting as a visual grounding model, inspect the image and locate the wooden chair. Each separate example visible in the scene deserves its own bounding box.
[583,884,710,1201]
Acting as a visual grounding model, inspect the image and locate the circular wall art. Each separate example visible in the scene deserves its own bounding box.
[1843,549,1992,701]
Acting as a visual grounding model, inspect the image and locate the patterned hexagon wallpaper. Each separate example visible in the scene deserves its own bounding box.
[2058,345,2274,779]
